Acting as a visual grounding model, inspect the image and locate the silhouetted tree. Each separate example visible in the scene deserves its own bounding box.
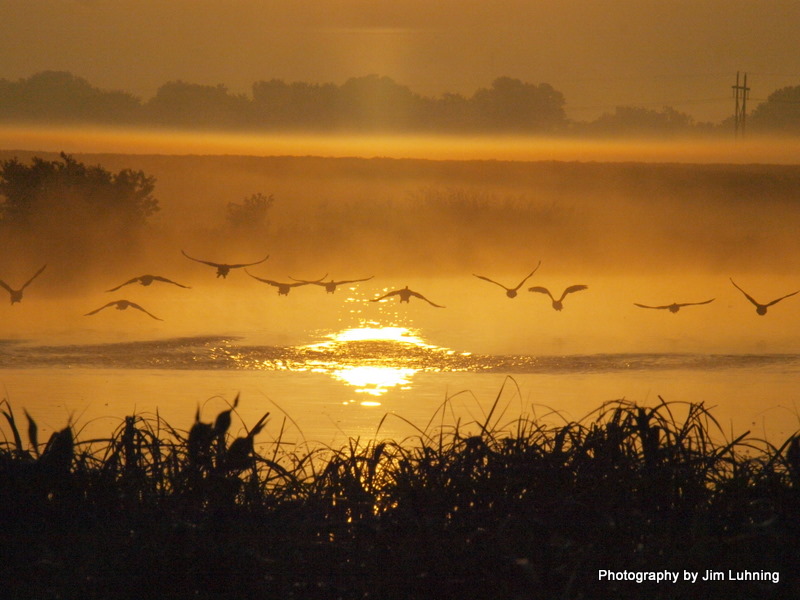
[226,192,274,231]
[0,71,141,124]
[583,105,696,136]
[0,153,159,265]
[470,77,568,132]
[251,79,340,129]
[338,75,427,130]
[749,85,800,134]
[145,81,251,128]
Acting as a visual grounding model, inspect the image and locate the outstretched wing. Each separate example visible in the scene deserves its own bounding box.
[245,270,281,286]
[85,301,118,316]
[182,250,221,268]
[559,284,588,301]
[370,290,399,302]
[765,289,800,307]
[634,303,669,310]
[0,280,13,294]
[21,265,47,290]
[334,275,374,285]
[152,275,191,288]
[679,298,715,307]
[409,291,445,308]
[528,286,555,300]
[127,302,163,321]
[513,261,542,290]
[106,277,140,292]
[227,255,270,269]
[473,274,510,291]
[729,278,760,308]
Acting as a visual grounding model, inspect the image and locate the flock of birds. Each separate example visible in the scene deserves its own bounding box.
[1,254,799,321]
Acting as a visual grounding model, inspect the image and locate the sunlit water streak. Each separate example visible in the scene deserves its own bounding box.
[2,328,800,446]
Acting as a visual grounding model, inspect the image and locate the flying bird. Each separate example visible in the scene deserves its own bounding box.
[247,271,326,295]
[290,275,374,293]
[370,286,445,307]
[528,284,588,311]
[84,300,163,320]
[106,274,190,292]
[633,298,715,313]
[0,264,47,304]
[730,278,799,316]
[181,250,268,278]
[473,261,541,298]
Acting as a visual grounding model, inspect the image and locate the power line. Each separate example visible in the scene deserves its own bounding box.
[732,71,750,138]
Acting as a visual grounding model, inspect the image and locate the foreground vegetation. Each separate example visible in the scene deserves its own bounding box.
[1,391,798,599]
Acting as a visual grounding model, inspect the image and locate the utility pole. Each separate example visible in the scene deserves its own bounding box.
[732,71,750,138]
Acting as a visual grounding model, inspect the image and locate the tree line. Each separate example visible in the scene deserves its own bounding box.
[2,70,799,136]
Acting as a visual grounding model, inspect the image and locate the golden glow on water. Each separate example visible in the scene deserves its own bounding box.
[333,365,415,399]
[295,324,456,399]
[306,325,439,350]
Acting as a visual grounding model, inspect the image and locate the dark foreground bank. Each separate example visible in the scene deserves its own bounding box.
[1,394,798,600]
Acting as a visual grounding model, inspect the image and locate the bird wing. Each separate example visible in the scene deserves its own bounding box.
[181,250,221,268]
[106,277,139,292]
[227,255,270,269]
[370,290,398,302]
[152,275,191,288]
[246,271,281,286]
[513,261,542,290]
[85,301,118,316]
[21,264,47,290]
[127,302,163,321]
[634,303,668,310]
[335,275,374,285]
[559,284,589,301]
[765,289,800,307]
[678,298,715,307]
[729,278,760,307]
[0,280,13,294]
[409,290,445,307]
[528,286,555,300]
[289,276,322,285]
[473,274,510,291]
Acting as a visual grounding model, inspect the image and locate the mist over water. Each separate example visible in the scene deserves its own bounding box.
[1,132,800,444]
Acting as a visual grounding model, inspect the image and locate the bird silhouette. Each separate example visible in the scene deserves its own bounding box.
[84,300,163,320]
[0,264,47,304]
[730,278,799,316]
[370,286,445,307]
[106,274,190,292]
[634,298,715,313]
[473,261,541,298]
[290,275,374,293]
[181,250,268,278]
[528,284,588,311]
[247,270,326,295]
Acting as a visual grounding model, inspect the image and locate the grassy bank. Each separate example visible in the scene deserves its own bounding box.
[1,393,798,599]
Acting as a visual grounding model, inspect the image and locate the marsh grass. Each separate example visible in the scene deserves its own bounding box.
[1,386,799,599]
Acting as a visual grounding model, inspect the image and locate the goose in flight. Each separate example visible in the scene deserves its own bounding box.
[528,284,588,311]
[181,250,268,278]
[247,270,326,295]
[106,274,190,292]
[370,286,445,307]
[84,300,163,320]
[290,275,374,294]
[0,264,47,304]
[473,261,541,298]
[730,278,799,315]
[634,298,715,313]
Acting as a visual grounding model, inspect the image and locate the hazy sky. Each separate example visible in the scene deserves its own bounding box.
[1,0,799,122]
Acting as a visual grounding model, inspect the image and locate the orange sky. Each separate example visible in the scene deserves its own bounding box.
[1,1,799,123]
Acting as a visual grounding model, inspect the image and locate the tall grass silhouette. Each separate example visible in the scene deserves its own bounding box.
[1,385,798,599]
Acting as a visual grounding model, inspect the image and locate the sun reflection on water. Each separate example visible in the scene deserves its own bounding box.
[296,323,463,401]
